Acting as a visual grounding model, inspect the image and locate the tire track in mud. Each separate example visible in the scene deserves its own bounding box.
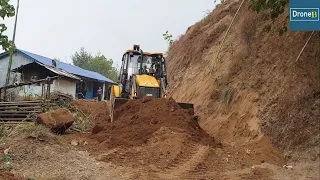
[154,144,211,180]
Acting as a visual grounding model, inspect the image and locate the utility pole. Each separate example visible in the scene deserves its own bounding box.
[3,0,20,101]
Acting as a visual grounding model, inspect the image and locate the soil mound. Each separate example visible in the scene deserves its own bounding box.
[71,100,110,130]
[90,97,217,149]
[36,108,74,134]
[0,172,25,180]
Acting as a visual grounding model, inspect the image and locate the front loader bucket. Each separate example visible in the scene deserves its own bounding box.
[177,102,194,110]
[110,98,129,122]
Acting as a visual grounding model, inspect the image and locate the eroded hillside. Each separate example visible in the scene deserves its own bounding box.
[167,0,320,160]
[0,0,319,179]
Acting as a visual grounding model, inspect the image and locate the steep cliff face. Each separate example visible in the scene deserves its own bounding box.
[167,0,320,159]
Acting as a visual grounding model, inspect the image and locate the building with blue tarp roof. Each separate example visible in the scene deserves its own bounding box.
[0,49,116,100]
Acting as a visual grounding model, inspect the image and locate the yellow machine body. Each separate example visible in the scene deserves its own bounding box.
[109,45,193,122]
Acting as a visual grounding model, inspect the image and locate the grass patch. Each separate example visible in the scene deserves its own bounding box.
[200,9,213,26]
[239,81,246,90]
[0,126,11,138]
[2,152,14,163]
[8,123,55,140]
[1,151,14,171]
[216,86,235,105]
[73,112,91,132]
[0,162,13,171]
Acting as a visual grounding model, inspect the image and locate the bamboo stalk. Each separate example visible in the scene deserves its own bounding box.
[295,31,315,62]
[210,0,246,74]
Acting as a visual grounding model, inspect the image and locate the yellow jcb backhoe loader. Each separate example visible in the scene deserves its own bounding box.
[110,45,193,122]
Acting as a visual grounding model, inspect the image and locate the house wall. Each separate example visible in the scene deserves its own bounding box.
[53,78,77,98]
[18,84,48,98]
[0,53,32,87]
[17,78,76,99]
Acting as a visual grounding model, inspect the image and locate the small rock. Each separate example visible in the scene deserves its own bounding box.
[36,108,74,134]
[3,147,10,155]
[171,107,175,112]
[83,141,88,146]
[283,165,293,170]
[71,140,79,146]
[260,160,265,163]
[246,149,251,155]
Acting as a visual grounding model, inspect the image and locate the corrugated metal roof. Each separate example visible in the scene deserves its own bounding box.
[38,63,82,81]
[15,49,116,84]
[12,61,82,81]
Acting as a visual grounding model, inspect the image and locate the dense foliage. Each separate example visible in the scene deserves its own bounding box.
[249,0,289,35]
[0,0,15,51]
[71,47,118,82]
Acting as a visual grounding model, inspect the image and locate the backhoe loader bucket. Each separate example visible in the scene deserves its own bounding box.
[177,102,194,110]
[110,98,129,122]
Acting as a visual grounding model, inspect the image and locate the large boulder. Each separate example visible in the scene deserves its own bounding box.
[36,108,74,134]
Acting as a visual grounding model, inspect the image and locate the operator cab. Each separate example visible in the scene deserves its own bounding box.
[119,47,167,83]
[117,45,167,99]
[139,53,166,79]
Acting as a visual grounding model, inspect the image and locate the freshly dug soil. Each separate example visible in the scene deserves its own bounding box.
[0,172,26,180]
[71,100,110,130]
[36,108,74,134]
[90,97,217,149]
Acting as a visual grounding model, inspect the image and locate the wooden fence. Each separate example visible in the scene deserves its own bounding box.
[0,76,73,122]
[0,100,44,122]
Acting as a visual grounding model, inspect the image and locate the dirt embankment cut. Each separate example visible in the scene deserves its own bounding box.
[166,0,320,160]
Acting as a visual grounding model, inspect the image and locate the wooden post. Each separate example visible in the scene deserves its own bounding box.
[102,82,106,101]
[41,82,45,99]
[47,80,51,100]
[3,89,7,102]
[47,79,51,100]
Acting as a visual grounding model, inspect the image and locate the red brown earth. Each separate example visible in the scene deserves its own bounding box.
[90,97,216,149]
[1,0,319,179]
[71,99,110,132]
[0,172,25,180]
[66,97,285,179]
[36,108,74,134]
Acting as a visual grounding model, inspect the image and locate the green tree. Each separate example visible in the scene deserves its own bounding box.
[90,53,118,81]
[163,30,173,46]
[71,47,92,70]
[71,48,119,82]
[0,0,15,52]
[163,30,174,56]
[249,0,289,35]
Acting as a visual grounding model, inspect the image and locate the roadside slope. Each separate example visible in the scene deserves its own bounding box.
[166,0,320,159]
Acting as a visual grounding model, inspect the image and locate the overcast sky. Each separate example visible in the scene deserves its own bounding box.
[2,0,219,68]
